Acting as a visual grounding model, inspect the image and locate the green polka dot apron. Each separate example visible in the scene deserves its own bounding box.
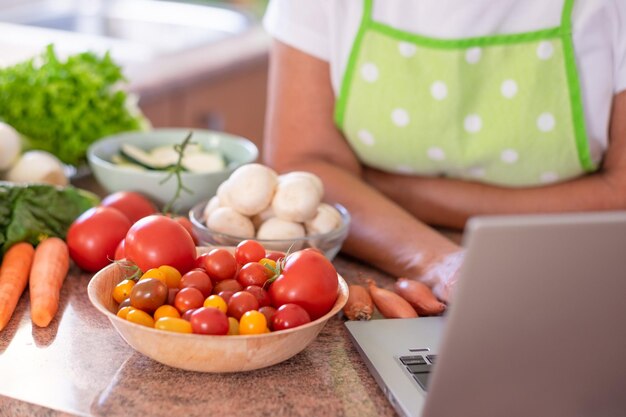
[335,0,596,187]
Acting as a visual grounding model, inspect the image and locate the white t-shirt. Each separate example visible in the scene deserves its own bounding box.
[263,0,626,161]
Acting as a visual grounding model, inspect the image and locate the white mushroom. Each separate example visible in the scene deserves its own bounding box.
[271,175,322,223]
[202,196,221,222]
[6,150,68,186]
[278,171,324,199]
[206,206,255,238]
[222,163,278,216]
[216,180,233,208]
[0,122,21,171]
[251,205,275,230]
[256,217,306,252]
[305,203,343,235]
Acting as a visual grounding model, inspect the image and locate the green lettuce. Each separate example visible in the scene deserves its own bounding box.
[0,45,146,166]
[0,182,99,255]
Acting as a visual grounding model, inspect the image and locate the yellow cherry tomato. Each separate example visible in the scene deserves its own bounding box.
[155,317,192,334]
[158,265,182,289]
[203,295,227,313]
[258,258,277,278]
[227,317,240,335]
[239,310,268,335]
[126,308,155,327]
[116,306,133,320]
[153,304,181,321]
[112,279,136,304]
[140,268,167,285]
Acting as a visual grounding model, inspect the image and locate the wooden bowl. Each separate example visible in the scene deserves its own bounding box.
[87,262,349,373]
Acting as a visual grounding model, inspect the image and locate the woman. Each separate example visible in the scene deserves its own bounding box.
[261,0,626,300]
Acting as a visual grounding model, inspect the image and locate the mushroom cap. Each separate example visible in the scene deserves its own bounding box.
[305,203,343,235]
[278,171,324,199]
[271,176,322,223]
[224,163,278,216]
[256,217,306,240]
[206,206,255,238]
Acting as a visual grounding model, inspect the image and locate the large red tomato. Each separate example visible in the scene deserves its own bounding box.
[124,215,196,274]
[268,249,338,320]
[101,191,157,223]
[67,207,132,272]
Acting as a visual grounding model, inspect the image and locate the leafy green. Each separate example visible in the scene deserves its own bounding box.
[0,182,99,255]
[0,45,146,166]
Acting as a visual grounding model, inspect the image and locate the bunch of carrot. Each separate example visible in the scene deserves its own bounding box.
[0,237,70,331]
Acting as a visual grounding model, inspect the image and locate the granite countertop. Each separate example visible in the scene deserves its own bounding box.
[0,250,398,417]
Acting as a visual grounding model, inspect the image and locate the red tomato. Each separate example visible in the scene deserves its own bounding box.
[236,262,269,287]
[235,240,266,265]
[124,215,196,274]
[114,239,126,261]
[171,215,199,245]
[212,279,243,294]
[67,207,132,272]
[227,291,259,320]
[272,304,311,331]
[258,306,277,329]
[174,287,205,313]
[217,290,235,304]
[245,285,271,307]
[180,269,213,297]
[268,249,338,320]
[265,251,287,262]
[100,191,157,223]
[199,248,238,282]
[189,307,229,335]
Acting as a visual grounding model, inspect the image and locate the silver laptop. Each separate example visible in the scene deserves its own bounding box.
[345,211,626,417]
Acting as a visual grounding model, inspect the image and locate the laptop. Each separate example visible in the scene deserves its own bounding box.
[345,211,626,417]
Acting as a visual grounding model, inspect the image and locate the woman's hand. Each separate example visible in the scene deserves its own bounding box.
[419,250,465,302]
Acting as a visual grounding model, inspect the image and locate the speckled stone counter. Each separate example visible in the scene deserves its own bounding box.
[0,255,398,417]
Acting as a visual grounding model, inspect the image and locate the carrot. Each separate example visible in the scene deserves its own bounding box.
[394,278,446,316]
[29,237,70,327]
[367,279,418,319]
[0,242,35,331]
[343,284,374,320]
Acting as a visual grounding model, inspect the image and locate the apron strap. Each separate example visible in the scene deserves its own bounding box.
[560,0,576,33]
[362,0,374,26]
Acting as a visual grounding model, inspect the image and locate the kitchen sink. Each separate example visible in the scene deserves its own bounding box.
[0,0,255,63]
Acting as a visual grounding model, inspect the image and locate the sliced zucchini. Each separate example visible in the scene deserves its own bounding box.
[120,143,173,170]
[182,151,225,173]
[149,145,181,167]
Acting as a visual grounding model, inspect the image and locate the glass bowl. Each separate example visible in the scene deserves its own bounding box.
[189,200,351,260]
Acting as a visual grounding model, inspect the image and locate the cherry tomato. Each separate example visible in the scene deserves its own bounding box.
[158,265,182,289]
[272,303,311,331]
[245,285,271,307]
[174,287,205,313]
[130,278,168,314]
[140,268,167,285]
[179,269,213,297]
[239,310,268,335]
[203,295,227,313]
[235,240,266,265]
[155,317,192,334]
[153,304,181,321]
[227,291,259,320]
[125,215,197,274]
[217,290,235,304]
[199,248,238,282]
[258,258,277,277]
[265,251,286,262]
[167,288,179,306]
[101,191,157,223]
[112,279,136,304]
[117,306,133,319]
[258,306,277,330]
[182,308,198,321]
[212,279,243,294]
[268,249,338,319]
[118,298,132,310]
[67,207,132,272]
[126,308,155,327]
[236,262,270,287]
[189,307,229,335]
[227,316,239,335]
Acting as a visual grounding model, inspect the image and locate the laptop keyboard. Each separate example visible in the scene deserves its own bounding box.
[399,354,437,391]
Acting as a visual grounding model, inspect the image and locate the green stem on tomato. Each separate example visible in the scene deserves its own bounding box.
[160,131,195,215]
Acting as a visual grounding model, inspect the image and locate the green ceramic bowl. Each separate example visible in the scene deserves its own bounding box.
[87,129,258,212]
